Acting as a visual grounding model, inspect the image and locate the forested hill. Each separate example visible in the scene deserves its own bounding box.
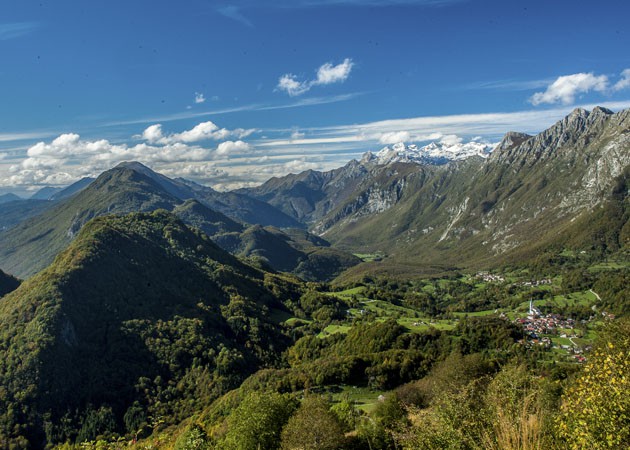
[0,210,304,448]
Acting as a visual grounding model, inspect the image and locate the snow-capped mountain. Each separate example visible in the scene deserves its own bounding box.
[361,141,495,166]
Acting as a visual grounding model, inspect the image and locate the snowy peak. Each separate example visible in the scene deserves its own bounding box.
[362,140,494,166]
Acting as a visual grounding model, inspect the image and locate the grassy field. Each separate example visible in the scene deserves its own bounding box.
[353,252,385,262]
[330,385,385,413]
[517,290,597,311]
[328,286,367,298]
[318,324,352,338]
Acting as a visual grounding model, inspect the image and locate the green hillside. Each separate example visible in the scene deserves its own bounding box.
[0,165,358,281]
[0,210,302,447]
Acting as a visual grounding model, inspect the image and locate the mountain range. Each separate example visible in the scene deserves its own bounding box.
[241,106,629,277]
[0,106,628,282]
[0,162,358,281]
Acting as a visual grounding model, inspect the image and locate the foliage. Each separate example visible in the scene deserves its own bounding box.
[280,396,345,450]
[555,319,630,449]
[173,424,212,450]
[0,211,299,447]
[221,391,298,450]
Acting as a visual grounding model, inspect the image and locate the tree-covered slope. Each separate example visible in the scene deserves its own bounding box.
[214,224,360,281]
[0,166,181,278]
[0,210,302,448]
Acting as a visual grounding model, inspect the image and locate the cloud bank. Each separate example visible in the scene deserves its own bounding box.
[3,101,630,192]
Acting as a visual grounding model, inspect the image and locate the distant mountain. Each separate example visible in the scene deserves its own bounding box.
[238,160,369,225]
[0,165,181,277]
[30,178,94,201]
[240,140,495,227]
[0,199,54,232]
[247,107,630,277]
[30,186,63,200]
[0,193,21,204]
[0,210,299,447]
[118,161,303,228]
[50,177,95,200]
[0,163,356,280]
[361,140,494,166]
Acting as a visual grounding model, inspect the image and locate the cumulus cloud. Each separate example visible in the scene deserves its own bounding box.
[5,132,237,187]
[140,121,256,145]
[613,68,630,92]
[314,58,354,85]
[216,140,252,157]
[530,72,609,105]
[194,92,206,104]
[142,124,164,143]
[277,58,354,96]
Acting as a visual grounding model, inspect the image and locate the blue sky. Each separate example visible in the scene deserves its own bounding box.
[1,0,629,194]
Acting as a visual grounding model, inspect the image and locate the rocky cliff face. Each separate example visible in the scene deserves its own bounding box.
[251,107,629,269]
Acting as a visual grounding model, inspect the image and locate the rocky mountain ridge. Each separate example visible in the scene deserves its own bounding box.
[244,107,630,275]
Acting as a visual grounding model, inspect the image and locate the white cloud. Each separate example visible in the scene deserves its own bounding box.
[142,124,164,143]
[530,72,609,106]
[277,74,310,97]
[5,133,219,187]
[176,121,221,142]
[314,58,354,85]
[194,92,206,104]
[439,134,463,146]
[159,163,229,181]
[284,159,320,173]
[5,101,630,191]
[613,68,630,92]
[141,121,256,144]
[106,92,363,127]
[216,140,252,157]
[277,58,354,96]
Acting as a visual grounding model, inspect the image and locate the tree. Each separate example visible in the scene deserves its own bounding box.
[555,319,630,449]
[222,391,298,450]
[280,396,345,450]
[174,424,212,450]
